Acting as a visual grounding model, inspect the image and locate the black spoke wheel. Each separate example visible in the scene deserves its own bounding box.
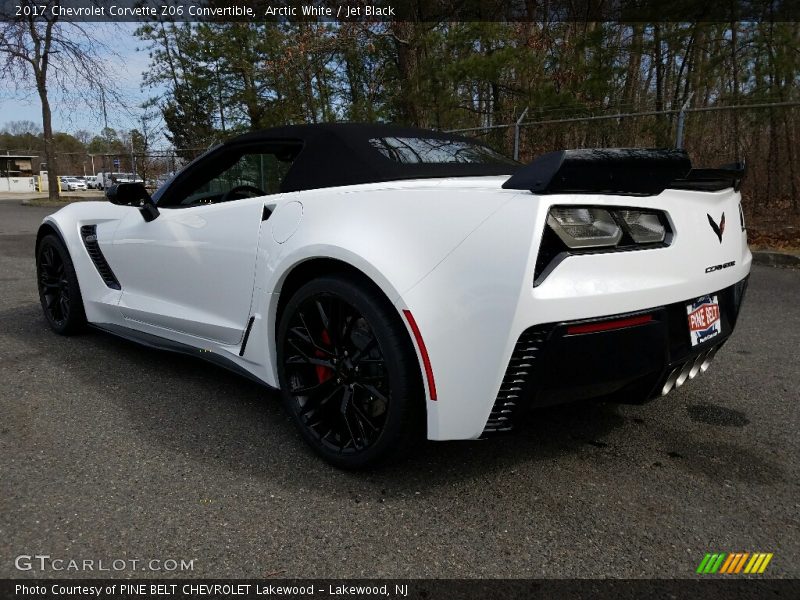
[277,274,424,469]
[36,234,86,335]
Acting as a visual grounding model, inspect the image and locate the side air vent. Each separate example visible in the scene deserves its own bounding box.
[483,325,551,433]
[80,225,121,290]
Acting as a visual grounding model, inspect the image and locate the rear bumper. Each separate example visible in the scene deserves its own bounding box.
[485,277,748,433]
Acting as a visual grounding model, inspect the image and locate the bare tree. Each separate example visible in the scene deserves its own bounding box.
[2,119,41,135]
[130,100,162,185]
[0,1,119,199]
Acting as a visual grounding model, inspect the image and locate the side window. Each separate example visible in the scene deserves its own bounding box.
[184,153,288,205]
[161,144,299,208]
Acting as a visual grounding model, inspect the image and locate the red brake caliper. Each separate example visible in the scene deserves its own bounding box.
[315,329,333,383]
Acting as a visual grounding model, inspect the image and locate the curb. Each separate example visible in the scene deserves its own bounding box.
[21,196,96,207]
[752,251,800,268]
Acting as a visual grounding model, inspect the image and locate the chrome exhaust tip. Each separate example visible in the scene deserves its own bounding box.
[675,361,694,388]
[660,345,720,397]
[661,365,682,396]
[700,346,718,372]
[688,351,707,379]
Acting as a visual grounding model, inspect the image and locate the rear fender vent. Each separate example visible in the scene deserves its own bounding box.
[484,325,551,433]
[80,224,121,290]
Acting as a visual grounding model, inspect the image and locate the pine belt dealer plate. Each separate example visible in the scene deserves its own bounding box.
[686,295,722,346]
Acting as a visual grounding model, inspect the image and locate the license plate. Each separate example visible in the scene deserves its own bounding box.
[686,295,722,346]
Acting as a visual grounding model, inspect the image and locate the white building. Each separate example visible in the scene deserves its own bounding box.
[0,154,36,192]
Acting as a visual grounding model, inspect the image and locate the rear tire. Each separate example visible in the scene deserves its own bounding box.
[36,234,87,335]
[277,274,424,469]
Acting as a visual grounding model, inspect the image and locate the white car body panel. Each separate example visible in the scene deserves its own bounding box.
[40,169,750,442]
[398,186,750,439]
[106,198,264,345]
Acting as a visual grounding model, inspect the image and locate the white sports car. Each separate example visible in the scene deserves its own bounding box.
[36,124,750,468]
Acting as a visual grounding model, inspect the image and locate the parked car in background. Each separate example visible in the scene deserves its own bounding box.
[95,172,143,189]
[93,172,112,190]
[63,177,87,191]
[117,172,144,184]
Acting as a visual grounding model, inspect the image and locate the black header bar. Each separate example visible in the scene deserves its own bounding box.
[3,579,800,600]
[2,0,800,23]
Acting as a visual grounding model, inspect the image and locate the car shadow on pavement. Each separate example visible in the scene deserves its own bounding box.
[1,303,784,499]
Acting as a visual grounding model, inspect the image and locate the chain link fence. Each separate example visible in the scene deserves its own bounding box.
[448,102,800,234]
[5,103,798,237]
[60,148,207,189]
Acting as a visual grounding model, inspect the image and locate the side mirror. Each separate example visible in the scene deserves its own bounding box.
[106,183,159,222]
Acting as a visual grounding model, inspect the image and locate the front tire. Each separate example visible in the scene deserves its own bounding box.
[36,234,87,335]
[277,274,424,469]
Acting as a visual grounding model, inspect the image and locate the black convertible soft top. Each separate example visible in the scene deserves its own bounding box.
[152,123,740,203]
[217,123,519,193]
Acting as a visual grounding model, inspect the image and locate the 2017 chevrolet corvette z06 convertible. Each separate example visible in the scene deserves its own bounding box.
[36,124,750,468]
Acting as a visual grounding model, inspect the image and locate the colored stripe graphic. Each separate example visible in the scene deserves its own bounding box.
[696,554,712,574]
[719,552,741,573]
[733,553,749,573]
[758,554,773,573]
[746,553,769,574]
[710,553,727,573]
[707,553,720,574]
[698,552,773,574]
[698,553,727,574]
[719,554,736,574]
[750,554,764,573]
[745,554,758,573]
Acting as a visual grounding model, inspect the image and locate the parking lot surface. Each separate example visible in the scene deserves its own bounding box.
[1,198,798,578]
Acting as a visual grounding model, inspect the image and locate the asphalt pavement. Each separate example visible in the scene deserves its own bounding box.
[1,198,798,579]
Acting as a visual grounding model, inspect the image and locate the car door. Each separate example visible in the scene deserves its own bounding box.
[106,145,295,346]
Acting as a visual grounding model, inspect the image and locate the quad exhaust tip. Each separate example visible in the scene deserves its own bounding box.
[661,347,718,396]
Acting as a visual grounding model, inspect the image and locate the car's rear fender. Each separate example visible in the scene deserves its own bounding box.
[244,180,522,386]
[399,187,751,440]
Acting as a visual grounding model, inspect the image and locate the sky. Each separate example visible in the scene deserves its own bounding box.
[0,23,166,143]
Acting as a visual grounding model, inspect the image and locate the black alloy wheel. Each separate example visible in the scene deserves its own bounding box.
[36,234,87,334]
[277,275,423,469]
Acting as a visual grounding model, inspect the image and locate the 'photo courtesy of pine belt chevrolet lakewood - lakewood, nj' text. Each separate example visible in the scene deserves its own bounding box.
[1,1,798,598]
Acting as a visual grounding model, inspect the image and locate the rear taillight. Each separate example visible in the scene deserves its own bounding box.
[547,207,622,248]
[616,209,667,244]
[534,205,672,286]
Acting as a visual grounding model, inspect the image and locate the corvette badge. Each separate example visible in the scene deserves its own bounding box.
[707,212,726,243]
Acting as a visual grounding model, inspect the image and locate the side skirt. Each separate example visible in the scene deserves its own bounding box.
[90,322,277,390]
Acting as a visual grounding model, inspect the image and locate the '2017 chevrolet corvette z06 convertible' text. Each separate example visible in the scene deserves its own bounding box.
[36,124,750,468]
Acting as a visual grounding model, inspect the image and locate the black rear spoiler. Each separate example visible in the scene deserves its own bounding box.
[670,162,746,192]
[502,148,745,195]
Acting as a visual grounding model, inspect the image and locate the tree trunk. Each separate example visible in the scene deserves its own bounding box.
[730,21,741,161]
[623,25,643,110]
[653,25,667,146]
[392,22,421,125]
[37,76,59,201]
[781,108,798,213]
